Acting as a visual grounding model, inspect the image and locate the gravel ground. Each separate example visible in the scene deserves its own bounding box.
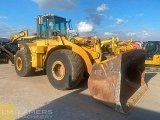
[0,64,160,120]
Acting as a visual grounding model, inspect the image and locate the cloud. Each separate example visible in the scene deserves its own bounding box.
[84,4,108,25]
[127,32,137,36]
[104,32,117,36]
[0,16,7,19]
[142,31,148,36]
[101,30,153,41]
[136,13,143,17]
[85,13,106,25]
[138,31,148,40]
[85,7,106,25]
[77,22,93,33]
[116,18,128,25]
[127,31,148,38]
[0,23,36,38]
[116,18,124,25]
[32,0,78,10]
[97,4,109,12]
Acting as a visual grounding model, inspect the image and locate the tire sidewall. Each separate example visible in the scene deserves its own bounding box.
[14,50,27,76]
[46,50,72,90]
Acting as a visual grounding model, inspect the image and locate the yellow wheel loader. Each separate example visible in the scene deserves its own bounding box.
[101,37,137,57]
[14,14,147,114]
[0,30,29,64]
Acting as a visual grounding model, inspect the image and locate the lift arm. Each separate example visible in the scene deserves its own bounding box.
[10,29,28,43]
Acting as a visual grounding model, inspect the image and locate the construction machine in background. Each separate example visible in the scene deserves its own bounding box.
[101,37,160,72]
[0,30,33,64]
[142,41,160,71]
[101,37,141,57]
[13,14,147,114]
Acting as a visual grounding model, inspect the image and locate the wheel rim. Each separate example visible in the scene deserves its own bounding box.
[52,61,65,80]
[16,57,23,71]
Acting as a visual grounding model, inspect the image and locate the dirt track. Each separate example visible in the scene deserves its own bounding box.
[0,64,160,120]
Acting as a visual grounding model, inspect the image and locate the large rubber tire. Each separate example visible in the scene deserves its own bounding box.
[46,49,84,90]
[14,50,35,77]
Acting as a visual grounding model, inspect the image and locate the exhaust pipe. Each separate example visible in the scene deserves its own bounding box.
[88,49,147,114]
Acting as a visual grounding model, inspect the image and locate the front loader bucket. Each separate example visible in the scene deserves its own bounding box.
[88,49,147,114]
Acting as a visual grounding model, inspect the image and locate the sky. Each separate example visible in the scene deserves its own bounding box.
[0,0,160,41]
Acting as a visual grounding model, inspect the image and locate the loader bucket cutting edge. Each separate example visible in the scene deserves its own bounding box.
[88,49,148,114]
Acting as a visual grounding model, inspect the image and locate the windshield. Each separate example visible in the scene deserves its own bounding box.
[48,16,66,38]
[37,15,67,39]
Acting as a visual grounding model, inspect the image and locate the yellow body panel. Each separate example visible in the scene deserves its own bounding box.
[24,36,101,73]
[145,54,160,65]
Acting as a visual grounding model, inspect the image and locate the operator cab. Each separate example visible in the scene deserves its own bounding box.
[36,14,67,39]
